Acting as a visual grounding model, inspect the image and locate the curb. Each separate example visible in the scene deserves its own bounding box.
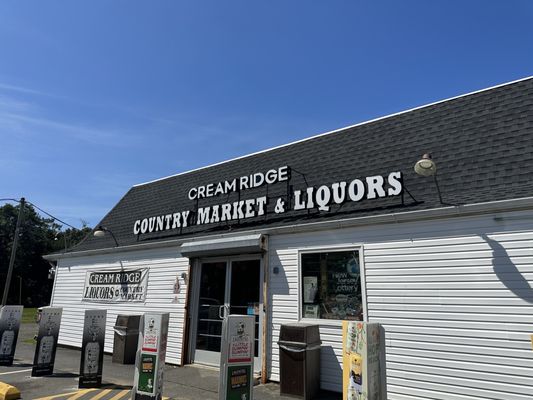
[0,382,21,400]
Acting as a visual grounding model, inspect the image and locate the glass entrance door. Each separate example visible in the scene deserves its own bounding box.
[193,257,262,370]
[194,261,228,366]
[229,260,260,365]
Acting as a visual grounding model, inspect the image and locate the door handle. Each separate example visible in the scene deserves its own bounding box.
[218,305,227,320]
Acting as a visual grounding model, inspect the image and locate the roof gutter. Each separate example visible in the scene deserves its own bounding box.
[43,196,533,261]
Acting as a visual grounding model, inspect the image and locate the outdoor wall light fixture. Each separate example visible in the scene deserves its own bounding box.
[414,153,437,176]
[93,225,119,247]
[414,153,449,205]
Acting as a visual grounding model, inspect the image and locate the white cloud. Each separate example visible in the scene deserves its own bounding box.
[0,82,61,98]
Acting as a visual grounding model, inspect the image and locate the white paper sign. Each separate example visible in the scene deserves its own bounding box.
[227,316,254,364]
[82,268,148,303]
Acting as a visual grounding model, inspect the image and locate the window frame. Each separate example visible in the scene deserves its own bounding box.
[298,245,367,325]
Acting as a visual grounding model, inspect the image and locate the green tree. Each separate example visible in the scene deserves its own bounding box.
[0,202,91,306]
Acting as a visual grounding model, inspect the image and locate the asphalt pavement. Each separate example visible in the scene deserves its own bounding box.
[0,322,341,399]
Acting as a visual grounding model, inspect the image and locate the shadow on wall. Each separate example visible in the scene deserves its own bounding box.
[482,233,533,304]
[321,345,343,389]
[266,264,293,380]
[271,264,291,296]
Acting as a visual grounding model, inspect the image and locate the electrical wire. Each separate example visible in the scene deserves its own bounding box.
[26,201,79,230]
[0,197,80,230]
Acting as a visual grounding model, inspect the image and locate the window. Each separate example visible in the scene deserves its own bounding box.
[300,249,363,320]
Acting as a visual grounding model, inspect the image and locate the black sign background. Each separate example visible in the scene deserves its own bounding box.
[0,306,23,366]
[79,309,107,388]
[32,307,62,376]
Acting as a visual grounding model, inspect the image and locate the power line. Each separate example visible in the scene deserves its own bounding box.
[27,201,79,230]
[0,197,80,230]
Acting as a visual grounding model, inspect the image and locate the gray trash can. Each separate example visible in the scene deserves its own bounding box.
[112,314,140,364]
[278,323,322,399]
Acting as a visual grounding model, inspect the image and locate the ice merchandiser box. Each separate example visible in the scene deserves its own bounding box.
[343,321,382,400]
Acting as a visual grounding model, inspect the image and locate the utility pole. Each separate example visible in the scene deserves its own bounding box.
[17,275,22,304]
[1,197,25,306]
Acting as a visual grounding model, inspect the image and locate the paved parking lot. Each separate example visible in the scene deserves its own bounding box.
[33,387,163,400]
[0,322,340,399]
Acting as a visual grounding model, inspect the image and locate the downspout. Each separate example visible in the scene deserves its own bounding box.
[261,235,270,384]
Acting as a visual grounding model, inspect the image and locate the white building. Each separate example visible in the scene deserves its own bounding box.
[46,77,533,399]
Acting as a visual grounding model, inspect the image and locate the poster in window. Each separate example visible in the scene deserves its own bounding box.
[303,304,319,318]
[303,276,318,303]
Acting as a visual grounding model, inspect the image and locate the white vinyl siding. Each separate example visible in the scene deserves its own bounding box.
[51,248,189,365]
[267,209,533,398]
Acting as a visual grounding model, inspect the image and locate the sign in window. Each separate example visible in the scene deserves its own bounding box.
[301,250,362,320]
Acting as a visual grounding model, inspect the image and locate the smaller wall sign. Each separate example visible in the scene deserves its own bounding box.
[0,305,23,366]
[82,268,148,303]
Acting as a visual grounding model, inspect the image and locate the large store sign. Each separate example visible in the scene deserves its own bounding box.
[82,268,148,303]
[133,166,403,235]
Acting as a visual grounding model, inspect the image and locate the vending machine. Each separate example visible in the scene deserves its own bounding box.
[132,313,169,400]
[342,321,382,400]
[219,314,255,400]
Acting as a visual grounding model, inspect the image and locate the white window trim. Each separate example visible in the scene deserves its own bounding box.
[297,245,367,326]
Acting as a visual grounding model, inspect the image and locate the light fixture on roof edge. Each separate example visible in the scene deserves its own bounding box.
[414,153,451,206]
[93,225,119,247]
[414,153,437,176]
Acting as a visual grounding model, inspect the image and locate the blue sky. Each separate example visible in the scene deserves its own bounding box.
[1,1,532,228]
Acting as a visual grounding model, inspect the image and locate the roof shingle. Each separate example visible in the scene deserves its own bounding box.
[67,78,533,253]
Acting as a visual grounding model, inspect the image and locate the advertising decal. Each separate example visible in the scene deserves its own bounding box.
[0,305,23,366]
[79,309,107,388]
[226,365,252,400]
[32,307,62,377]
[82,268,148,303]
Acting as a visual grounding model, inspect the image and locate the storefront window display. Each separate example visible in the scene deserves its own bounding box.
[301,250,363,320]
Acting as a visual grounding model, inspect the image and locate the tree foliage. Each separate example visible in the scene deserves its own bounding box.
[0,202,92,306]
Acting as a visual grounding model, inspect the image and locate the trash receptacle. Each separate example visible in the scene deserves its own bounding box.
[112,314,140,364]
[278,323,322,399]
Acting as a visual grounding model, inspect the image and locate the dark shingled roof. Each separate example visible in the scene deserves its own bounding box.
[66,77,533,253]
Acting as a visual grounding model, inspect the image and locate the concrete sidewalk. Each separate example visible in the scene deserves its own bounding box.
[0,323,341,399]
